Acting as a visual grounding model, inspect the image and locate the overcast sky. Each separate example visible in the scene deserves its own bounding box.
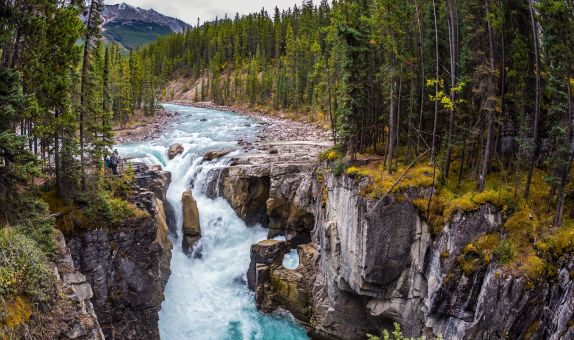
[104,0,304,25]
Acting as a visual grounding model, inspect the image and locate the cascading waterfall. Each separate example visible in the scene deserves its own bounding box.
[117,104,308,340]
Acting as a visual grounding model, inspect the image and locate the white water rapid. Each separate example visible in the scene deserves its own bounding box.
[117,104,309,340]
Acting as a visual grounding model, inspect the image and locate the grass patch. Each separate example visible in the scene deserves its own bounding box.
[43,174,149,232]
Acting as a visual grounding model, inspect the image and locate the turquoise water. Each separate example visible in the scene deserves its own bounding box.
[117,104,309,340]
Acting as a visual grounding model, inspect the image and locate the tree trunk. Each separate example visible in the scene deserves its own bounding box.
[415,0,425,156]
[388,77,396,174]
[478,0,497,191]
[525,0,541,199]
[80,0,100,191]
[444,0,458,179]
[554,77,573,225]
[431,0,439,164]
[395,72,403,170]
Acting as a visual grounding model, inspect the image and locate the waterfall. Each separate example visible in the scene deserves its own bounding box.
[117,104,308,340]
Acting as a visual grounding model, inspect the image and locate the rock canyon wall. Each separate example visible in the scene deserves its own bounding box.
[63,169,173,340]
[222,149,574,340]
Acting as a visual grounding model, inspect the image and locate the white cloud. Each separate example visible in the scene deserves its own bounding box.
[104,0,304,25]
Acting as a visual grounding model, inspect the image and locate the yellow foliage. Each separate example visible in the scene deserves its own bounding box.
[345,166,362,177]
[521,255,546,281]
[504,205,538,242]
[444,192,477,219]
[546,227,574,258]
[320,149,341,161]
[476,233,500,252]
[2,296,32,329]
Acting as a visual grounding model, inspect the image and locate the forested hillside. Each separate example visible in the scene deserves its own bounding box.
[135,0,574,223]
[131,0,574,280]
[1,1,149,334]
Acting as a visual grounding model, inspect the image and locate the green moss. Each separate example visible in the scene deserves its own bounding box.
[521,255,546,281]
[496,239,515,264]
[525,320,540,340]
[457,234,500,276]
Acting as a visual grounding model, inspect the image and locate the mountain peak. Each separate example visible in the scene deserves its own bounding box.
[102,3,191,50]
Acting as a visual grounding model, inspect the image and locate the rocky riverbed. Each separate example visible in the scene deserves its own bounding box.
[114,109,181,143]
[115,101,332,149]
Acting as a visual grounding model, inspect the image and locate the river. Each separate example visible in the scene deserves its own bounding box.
[116,104,309,340]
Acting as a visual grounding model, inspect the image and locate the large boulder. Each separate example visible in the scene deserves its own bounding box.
[167,143,184,160]
[182,189,201,254]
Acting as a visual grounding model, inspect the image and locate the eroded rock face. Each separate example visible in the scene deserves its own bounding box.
[219,142,325,244]
[308,172,574,340]
[181,189,201,254]
[221,166,270,226]
[167,143,184,159]
[136,170,176,234]
[65,171,172,340]
[242,165,574,340]
[47,230,105,340]
[247,240,318,324]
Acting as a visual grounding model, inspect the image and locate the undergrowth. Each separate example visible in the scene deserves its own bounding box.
[43,170,148,232]
[0,228,55,331]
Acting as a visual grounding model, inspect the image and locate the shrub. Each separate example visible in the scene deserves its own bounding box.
[12,197,55,254]
[332,159,347,177]
[497,239,515,264]
[345,166,362,178]
[367,322,428,340]
[83,191,148,228]
[0,228,55,328]
[319,144,344,162]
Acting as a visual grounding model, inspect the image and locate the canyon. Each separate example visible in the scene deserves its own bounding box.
[48,104,573,339]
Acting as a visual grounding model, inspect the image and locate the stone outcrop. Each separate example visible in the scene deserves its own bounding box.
[136,170,176,234]
[65,170,172,340]
[202,148,234,162]
[167,143,184,159]
[181,189,201,254]
[218,141,327,245]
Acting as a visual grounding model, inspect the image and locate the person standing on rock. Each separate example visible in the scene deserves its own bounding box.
[110,149,121,176]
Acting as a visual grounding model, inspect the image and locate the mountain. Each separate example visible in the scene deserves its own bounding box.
[101,3,191,50]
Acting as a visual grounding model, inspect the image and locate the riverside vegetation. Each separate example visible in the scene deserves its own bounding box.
[1,0,574,338]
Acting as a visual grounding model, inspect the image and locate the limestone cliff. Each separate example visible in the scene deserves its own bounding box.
[218,141,322,246]
[230,156,574,339]
[307,172,574,339]
[64,170,173,340]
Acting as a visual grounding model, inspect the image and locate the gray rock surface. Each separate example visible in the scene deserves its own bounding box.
[51,230,105,340]
[219,141,328,245]
[237,163,574,340]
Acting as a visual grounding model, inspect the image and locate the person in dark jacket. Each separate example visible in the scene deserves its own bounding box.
[110,149,121,175]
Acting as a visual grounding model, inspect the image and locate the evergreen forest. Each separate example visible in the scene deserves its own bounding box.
[1,0,574,336]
